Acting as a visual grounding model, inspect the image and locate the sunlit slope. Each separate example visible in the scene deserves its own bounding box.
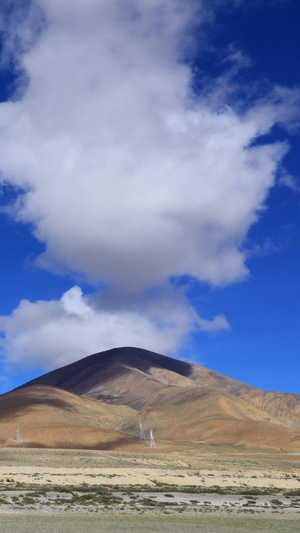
[139,386,300,451]
[236,390,300,431]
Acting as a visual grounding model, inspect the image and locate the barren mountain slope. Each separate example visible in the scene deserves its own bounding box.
[236,389,300,430]
[2,382,300,452]
[18,347,256,409]
[17,347,300,428]
[139,386,300,451]
[0,385,138,449]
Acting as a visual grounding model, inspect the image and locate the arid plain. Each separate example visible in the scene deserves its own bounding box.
[0,447,300,532]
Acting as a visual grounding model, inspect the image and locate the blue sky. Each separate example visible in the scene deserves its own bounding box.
[0,0,299,395]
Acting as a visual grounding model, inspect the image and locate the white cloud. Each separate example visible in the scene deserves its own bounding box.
[0,285,213,369]
[0,0,298,291]
[0,0,299,368]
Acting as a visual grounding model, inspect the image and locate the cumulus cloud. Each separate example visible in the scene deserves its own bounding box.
[0,286,228,369]
[0,0,298,289]
[0,0,299,367]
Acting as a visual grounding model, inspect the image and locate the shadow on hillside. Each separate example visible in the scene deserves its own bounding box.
[0,393,75,419]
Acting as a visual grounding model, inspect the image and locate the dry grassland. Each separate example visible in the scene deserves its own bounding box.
[0,515,300,533]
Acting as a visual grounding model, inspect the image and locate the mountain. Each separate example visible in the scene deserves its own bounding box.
[2,346,300,452]
[19,347,256,409]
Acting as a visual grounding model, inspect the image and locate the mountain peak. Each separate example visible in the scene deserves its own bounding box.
[19,346,252,409]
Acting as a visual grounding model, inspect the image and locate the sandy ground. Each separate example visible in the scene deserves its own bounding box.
[1,464,300,488]
[0,447,300,489]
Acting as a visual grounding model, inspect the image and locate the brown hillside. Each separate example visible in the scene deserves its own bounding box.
[237,389,300,430]
[140,386,300,451]
[19,347,256,409]
[2,347,300,452]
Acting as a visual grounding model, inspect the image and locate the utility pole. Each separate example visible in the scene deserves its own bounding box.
[150,428,156,448]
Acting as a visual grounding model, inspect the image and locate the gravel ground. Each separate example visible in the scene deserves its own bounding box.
[0,482,300,517]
